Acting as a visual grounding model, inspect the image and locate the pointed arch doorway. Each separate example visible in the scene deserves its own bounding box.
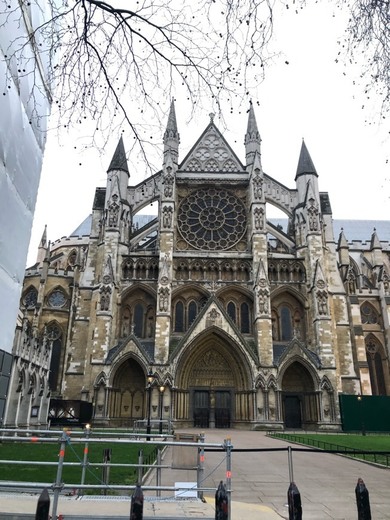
[108,357,146,427]
[282,361,319,429]
[175,331,253,428]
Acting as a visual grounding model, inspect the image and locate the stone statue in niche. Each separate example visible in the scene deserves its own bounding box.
[163,171,174,198]
[307,198,319,231]
[108,202,119,227]
[317,290,328,315]
[252,173,263,200]
[254,207,264,231]
[159,287,170,312]
[162,206,173,229]
[100,287,111,311]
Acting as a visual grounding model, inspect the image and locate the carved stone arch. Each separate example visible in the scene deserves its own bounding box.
[46,320,64,393]
[255,374,267,390]
[279,355,320,389]
[279,356,320,428]
[360,301,380,325]
[320,376,336,422]
[266,375,278,391]
[67,249,77,269]
[263,177,296,216]
[173,328,255,426]
[365,333,388,395]
[175,329,253,391]
[107,354,149,422]
[171,283,209,300]
[94,371,108,388]
[22,285,38,309]
[121,282,157,301]
[122,259,133,279]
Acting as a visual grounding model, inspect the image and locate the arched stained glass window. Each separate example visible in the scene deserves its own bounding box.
[227,302,236,323]
[188,301,197,326]
[281,306,292,341]
[133,304,144,337]
[175,302,184,332]
[241,302,250,333]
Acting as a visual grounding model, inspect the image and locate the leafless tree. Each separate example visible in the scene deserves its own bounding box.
[0,0,275,168]
[1,0,389,169]
[341,0,390,114]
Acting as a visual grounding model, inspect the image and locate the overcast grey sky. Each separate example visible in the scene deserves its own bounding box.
[27,2,389,266]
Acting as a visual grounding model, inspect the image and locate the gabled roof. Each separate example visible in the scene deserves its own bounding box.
[179,118,245,173]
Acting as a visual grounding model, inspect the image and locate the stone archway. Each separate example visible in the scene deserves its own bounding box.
[174,331,253,428]
[108,357,146,427]
[281,361,318,429]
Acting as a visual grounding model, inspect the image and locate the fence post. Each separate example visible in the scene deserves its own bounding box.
[35,488,50,520]
[287,446,294,483]
[138,449,144,483]
[197,431,205,500]
[102,448,112,495]
[80,423,91,494]
[224,437,232,520]
[356,478,371,520]
[287,482,302,520]
[130,484,144,520]
[156,449,162,497]
[51,429,71,520]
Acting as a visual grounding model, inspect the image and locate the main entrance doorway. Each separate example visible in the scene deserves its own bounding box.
[193,389,232,428]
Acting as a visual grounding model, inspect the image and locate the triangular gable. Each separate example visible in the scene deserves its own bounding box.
[169,296,258,363]
[276,338,321,369]
[179,122,245,173]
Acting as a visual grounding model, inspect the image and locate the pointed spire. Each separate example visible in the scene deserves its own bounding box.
[370,228,382,250]
[295,139,318,179]
[107,136,129,173]
[40,225,47,247]
[245,102,261,168]
[165,100,178,135]
[338,228,349,250]
[163,100,179,166]
[246,102,259,135]
[44,241,51,263]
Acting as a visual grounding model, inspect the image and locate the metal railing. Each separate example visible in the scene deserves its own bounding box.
[0,427,231,520]
[268,431,390,467]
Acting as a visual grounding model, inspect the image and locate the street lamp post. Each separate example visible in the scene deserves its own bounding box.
[146,369,154,440]
[159,385,165,434]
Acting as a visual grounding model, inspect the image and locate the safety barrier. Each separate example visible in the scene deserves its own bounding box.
[0,427,384,520]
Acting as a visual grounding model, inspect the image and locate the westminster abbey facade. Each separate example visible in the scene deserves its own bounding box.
[5,104,390,430]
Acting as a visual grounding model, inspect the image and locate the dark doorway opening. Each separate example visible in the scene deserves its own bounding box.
[194,390,209,428]
[215,390,231,428]
[284,394,302,429]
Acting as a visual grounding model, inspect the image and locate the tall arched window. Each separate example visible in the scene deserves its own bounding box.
[280,306,293,341]
[241,302,250,333]
[188,301,197,326]
[366,338,387,395]
[47,323,63,392]
[174,302,184,332]
[133,304,144,337]
[227,302,236,323]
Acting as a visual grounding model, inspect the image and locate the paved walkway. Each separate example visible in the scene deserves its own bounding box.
[0,430,389,519]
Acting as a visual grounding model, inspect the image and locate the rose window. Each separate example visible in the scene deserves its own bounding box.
[177,188,247,250]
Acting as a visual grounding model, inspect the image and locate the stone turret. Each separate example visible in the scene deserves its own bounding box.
[295,140,319,206]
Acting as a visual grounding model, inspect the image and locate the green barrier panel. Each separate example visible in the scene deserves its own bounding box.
[339,394,390,432]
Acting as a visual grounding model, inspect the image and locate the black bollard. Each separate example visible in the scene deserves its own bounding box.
[35,488,50,520]
[356,478,371,520]
[130,484,144,520]
[215,480,228,520]
[287,482,302,520]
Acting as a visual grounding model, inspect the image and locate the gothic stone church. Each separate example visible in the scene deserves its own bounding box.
[6,104,390,430]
